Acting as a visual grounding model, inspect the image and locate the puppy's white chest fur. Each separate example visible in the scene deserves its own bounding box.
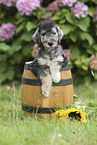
[37,57,51,66]
[37,55,64,66]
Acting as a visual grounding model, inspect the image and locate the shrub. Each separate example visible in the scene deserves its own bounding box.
[0,0,97,84]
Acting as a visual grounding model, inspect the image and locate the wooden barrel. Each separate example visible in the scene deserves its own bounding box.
[21,61,73,117]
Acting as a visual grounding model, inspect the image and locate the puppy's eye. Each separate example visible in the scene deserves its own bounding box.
[42,33,46,36]
[53,32,56,35]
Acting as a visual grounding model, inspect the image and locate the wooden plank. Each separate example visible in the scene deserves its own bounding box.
[63,84,73,106]
[61,70,72,79]
[23,69,38,79]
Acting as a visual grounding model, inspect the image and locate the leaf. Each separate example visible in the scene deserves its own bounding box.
[26,21,37,32]
[75,56,90,69]
[16,17,26,25]
[93,44,97,51]
[73,94,79,100]
[59,19,66,24]
[87,48,94,55]
[73,95,86,110]
[55,11,63,16]
[6,69,14,80]
[0,73,7,84]
[8,43,22,55]
[15,13,23,20]
[61,25,75,35]
[92,0,97,4]
[77,17,90,31]
[0,62,7,73]
[65,12,76,25]
[84,58,91,65]
[22,45,32,56]
[42,12,52,18]
[82,65,88,71]
[70,32,77,42]
[0,54,8,61]
[0,43,10,51]
[96,52,97,58]
[21,32,32,41]
[75,60,81,67]
[93,71,97,80]
[88,102,97,107]
[79,32,93,45]
[80,69,88,75]
[69,45,80,60]
[0,69,14,84]
[13,53,23,63]
[89,7,95,17]
[52,15,61,20]
[16,23,25,34]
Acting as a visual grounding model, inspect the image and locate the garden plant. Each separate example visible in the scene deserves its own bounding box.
[0,0,97,83]
[0,0,97,145]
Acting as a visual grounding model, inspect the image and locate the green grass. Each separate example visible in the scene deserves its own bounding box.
[0,81,97,145]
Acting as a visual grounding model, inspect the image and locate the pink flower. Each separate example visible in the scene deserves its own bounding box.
[0,0,15,7]
[16,0,41,15]
[71,2,88,19]
[0,23,16,41]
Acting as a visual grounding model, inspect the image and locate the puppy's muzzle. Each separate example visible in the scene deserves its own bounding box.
[48,42,53,47]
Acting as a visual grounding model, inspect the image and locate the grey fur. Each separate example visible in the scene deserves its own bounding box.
[31,19,68,97]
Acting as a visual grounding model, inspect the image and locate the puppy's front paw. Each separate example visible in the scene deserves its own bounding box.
[40,74,52,97]
[38,57,47,65]
[42,86,50,97]
[52,72,61,83]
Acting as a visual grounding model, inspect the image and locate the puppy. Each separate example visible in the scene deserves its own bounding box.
[30,19,68,97]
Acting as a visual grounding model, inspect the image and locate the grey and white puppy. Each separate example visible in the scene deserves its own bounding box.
[31,19,68,97]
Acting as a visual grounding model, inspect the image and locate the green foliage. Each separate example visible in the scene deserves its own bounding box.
[0,43,10,51]
[75,56,90,71]
[26,21,37,31]
[0,1,97,83]
[61,24,75,35]
[77,17,90,31]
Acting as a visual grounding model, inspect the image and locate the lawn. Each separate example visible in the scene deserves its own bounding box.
[0,80,97,145]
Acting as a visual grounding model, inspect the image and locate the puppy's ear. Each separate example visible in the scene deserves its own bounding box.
[32,28,41,45]
[56,25,63,43]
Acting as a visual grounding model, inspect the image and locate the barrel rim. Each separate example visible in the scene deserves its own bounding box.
[24,62,71,71]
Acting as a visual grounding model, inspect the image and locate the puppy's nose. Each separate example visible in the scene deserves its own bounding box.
[48,42,53,46]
